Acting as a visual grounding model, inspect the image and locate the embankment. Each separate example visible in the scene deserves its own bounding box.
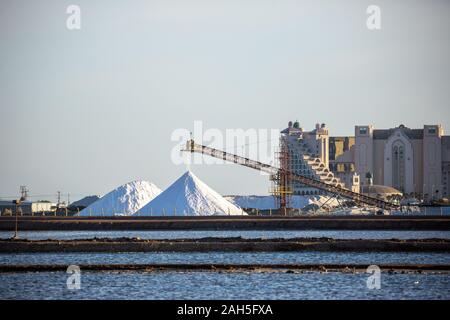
[1,237,449,253]
[0,215,449,231]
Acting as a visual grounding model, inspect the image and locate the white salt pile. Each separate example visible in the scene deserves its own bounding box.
[135,171,244,216]
[78,180,161,216]
[224,195,340,210]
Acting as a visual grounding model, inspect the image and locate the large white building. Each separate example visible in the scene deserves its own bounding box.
[353,124,450,199]
[283,122,450,201]
[280,121,353,195]
[330,124,450,200]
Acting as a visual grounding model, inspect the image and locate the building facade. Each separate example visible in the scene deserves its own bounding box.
[280,121,348,195]
[329,137,357,190]
[283,122,450,201]
[351,124,450,199]
[0,200,56,215]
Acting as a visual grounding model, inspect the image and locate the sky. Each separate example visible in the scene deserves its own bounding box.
[0,0,449,202]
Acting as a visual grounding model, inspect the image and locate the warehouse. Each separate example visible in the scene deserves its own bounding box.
[0,200,56,215]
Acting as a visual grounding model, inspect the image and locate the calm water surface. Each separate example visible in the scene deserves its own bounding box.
[0,271,449,300]
[1,251,450,265]
[1,230,449,300]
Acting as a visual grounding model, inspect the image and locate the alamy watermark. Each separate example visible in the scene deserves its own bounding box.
[66,265,81,290]
[366,5,381,30]
[171,121,279,170]
[66,5,81,30]
[366,265,381,289]
[64,5,380,32]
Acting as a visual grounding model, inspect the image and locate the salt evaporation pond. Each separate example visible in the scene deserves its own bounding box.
[2,231,449,299]
[2,251,450,265]
[1,270,449,299]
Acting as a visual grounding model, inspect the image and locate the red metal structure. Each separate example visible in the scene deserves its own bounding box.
[270,137,292,211]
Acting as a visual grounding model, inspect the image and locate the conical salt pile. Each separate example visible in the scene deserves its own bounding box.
[135,171,244,216]
[78,180,161,216]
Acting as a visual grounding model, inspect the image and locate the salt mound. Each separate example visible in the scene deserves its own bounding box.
[135,171,244,216]
[69,195,100,210]
[78,180,161,216]
[225,195,340,210]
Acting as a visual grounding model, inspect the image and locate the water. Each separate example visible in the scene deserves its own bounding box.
[1,230,449,240]
[1,271,449,300]
[1,251,450,265]
[1,230,449,300]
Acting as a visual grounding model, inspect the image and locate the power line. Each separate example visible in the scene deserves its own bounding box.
[0,193,85,200]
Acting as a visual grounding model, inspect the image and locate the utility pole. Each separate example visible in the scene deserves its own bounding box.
[20,186,28,201]
[12,186,26,240]
[56,191,61,217]
[12,199,20,239]
[57,191,61,208]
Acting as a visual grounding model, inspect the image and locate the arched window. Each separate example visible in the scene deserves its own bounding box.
[392,141,406,192]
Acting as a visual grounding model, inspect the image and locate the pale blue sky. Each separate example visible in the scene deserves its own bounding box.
[1,0,449,201]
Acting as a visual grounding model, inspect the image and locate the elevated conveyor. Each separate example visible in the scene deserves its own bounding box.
[182,139,400,210]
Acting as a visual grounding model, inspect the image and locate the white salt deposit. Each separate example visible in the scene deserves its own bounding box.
[224,195,341,210]
[135,171,244,216]
[78,180,161,216]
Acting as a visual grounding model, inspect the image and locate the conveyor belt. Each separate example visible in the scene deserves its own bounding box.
[182,139,399,210]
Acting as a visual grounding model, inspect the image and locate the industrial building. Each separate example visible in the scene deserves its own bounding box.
[0,200,57,215]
